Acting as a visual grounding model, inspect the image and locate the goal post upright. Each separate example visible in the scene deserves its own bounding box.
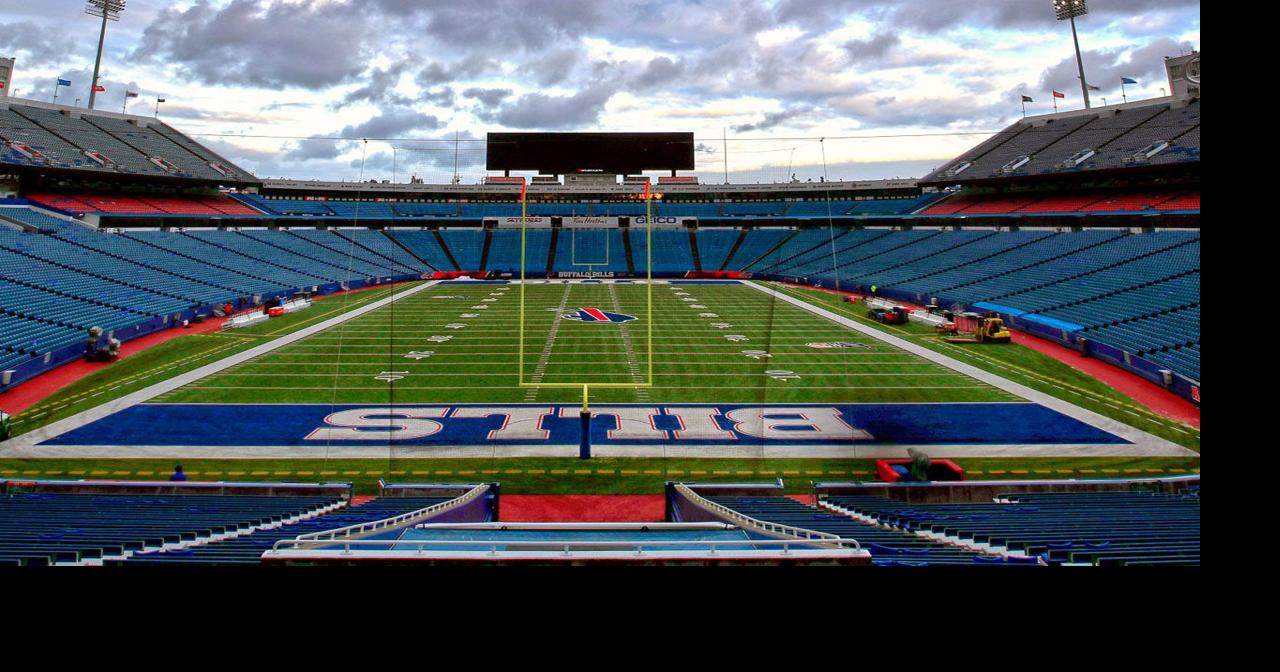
[518,178,527,386]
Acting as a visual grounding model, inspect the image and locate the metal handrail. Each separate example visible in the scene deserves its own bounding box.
[268,537,868,555]
[293,483,490,542]
[674,483,861,549]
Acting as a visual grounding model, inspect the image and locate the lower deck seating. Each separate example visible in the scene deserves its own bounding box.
[0,492,341,566]
[924,190,1200,215]
[705,496,992,566]
[118,497,452,565]
[29,192,261,216]
[826,491,1199,566]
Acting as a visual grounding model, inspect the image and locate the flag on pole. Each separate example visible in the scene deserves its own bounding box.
[1121,77,1138,85]
[92,84,106,92]
[1021,95,1034,103]
[125,90,139,98]
[1052,90,1066,99]
[1087,85,1101,91]
[57,79,72,87]
[157,98,166,103]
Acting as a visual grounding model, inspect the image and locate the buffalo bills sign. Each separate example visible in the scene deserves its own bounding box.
[562,308,638,324]
[40,403,1131,451]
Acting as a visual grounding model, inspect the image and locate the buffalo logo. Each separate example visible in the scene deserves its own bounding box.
[562,308,638,324]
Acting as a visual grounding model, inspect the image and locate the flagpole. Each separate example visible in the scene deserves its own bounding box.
[52,79,59,105]
[1021,98,1026,118]
[1121,80,1127,104]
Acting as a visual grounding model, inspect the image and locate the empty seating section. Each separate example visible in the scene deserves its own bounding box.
[0,104,255,182]
[841,230,999,286]
[860,230,1055,290]
[440,229,485,270]
[484,229,551,274]
[0,492,341,566]
[79,115,222,181]
[388,230,455,271]
[283,228,414,275]
[1016,105,1167,175]
[9,209,277,297]
[10,105,170,176]
[331,228,428,273]
[631,229,694,274]
[1081,307,1200,380]
[1092,101,1200,168]
[554,228,627,272]
[705,496,983,566]
[923,100,1199,184]
[922,190,1200,215]
[125,229,327,289]
[151,122,260,183]
[827,491,1199,566]
[120,497,451,565]
[235,229,392,279]
[993,239,1199,314]
[724,228,793,268]
[769,228,887,278]
[695,228,742,271]
[967,116,1095,178]
[903,230,1126,302]
[28,192,260,216]
[0,108,105,171]
[740,228,824,270]
[182,229,336,284]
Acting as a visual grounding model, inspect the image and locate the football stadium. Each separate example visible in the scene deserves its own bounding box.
[0,1,1199,566]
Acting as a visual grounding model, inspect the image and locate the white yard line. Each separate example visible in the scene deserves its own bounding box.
[743,281,1195,457]
[1,281,440,455]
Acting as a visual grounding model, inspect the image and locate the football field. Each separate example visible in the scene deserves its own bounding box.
[3,279,1194,461]
[154,279,1017,406]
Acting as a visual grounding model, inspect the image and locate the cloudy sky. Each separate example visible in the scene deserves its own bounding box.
[0,0,1199,183]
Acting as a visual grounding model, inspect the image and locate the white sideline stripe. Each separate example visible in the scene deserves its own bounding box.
[743,281,1195,457]
[0,281,440,455]
[0,442,1189,459]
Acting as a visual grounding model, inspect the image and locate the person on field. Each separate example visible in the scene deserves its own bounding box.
[169,465,188,482]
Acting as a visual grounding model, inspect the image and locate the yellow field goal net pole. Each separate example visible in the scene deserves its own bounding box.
[516,178,656,458]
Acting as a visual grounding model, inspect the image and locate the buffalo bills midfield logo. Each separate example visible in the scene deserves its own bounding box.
[562,308,638,324]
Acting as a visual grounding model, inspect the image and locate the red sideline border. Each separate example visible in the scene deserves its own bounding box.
[777,282,1199,429]
[0,281,411,416]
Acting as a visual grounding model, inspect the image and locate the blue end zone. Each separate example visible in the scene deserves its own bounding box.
[41,403,1129,448]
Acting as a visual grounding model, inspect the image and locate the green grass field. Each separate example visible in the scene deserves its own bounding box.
[0,280,1200,494]
[155,280,1017,405]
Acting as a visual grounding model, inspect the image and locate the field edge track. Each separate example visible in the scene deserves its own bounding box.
[746,281,1194,457]
[0,281,440,455]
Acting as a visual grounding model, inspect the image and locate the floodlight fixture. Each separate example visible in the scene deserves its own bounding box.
[86,0,126,110]
[1052,0,1092,109]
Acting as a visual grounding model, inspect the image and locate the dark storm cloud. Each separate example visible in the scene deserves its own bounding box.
[482,84,618,129]
[339,108,443,139]
[131,0,371,89]
[0,22,78,67]
[462,88,513,108]
[733,106,819,133]
[1037,37,1197,95]
[338,62,414,108]
[775,0,1200,33]
[842,33,901,64]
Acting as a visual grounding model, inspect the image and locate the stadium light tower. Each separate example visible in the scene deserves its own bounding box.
[86,0,126,110]
[1053,0,1091,109]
